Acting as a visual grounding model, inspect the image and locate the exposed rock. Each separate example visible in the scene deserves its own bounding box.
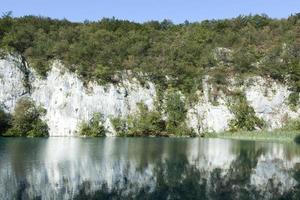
[245,77,300,130]
[187,76,300,134]
[0,54,29,112]
[1,54,300,136]
[30,61,156,136]
[187,76,233,133]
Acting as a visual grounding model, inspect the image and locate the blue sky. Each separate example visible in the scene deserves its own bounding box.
[1,0,300,23]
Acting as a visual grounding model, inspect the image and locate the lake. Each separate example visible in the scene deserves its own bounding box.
[0,137,299,200]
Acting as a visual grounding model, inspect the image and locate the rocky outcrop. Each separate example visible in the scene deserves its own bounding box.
[186,76,234,133]
[0,53,300,136]
[187,76,300,133]
[0,54,29,112]
[245,77,300,129]
[30,61,156,136]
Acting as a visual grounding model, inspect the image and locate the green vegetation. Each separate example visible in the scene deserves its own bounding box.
[0,108,11,135]
[79,113,105,137]
[279,117,300,144]
[165,91,192,135]
[205,130,300,142]
[288,92,299,110]
[110,117,127,136]
[206,115,300,142]
[1,13,300,97]
[281,117,300,131]
[111,92,194,137]
[2,98,49,137]
[1,13,300,138]
[117,103,166,136]
[229,95,265,131]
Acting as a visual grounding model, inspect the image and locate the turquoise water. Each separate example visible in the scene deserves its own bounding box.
[0,137,299,199]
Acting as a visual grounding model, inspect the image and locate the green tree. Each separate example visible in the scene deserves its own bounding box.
[4,98,49,137]
[127,103,165,136]
[229,95,264,131]
[79,113,106,137]
[165,91,192,135]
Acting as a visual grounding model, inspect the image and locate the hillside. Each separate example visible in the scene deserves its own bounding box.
[1,14,300,137]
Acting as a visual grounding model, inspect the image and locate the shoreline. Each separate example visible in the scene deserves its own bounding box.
[1,130,300,143]
[204,130,300,143]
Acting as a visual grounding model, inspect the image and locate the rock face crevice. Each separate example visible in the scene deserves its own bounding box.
[1,54,300,136]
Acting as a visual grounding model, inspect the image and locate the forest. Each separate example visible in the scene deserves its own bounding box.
[1,13,300,137]
[1,13,300,97]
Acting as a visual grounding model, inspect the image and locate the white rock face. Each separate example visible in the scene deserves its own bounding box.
[245,77,300,129]
[0,54,28,112]
[1,54,300,136]
[31,61,156,136]
[187,76,300,134]
[187,77,234,133]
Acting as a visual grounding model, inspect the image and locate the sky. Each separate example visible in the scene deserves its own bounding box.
[1,0,300,23]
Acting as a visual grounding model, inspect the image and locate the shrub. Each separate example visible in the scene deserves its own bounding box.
[111,99,194,136]
[232,47,257,74]
[281,117,300,131]
[288,92,299,109]
[165,92,186,129]
[0,108,11,135]
[4,98,49,137]
[165,91,193,136]
[79,113,105,137]
[27,119,49,137]
[111,117,127,136]
[127,103,166,136]
[229,95,265,132]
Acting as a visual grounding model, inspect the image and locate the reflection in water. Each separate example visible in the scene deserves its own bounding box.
[0,138,299,199]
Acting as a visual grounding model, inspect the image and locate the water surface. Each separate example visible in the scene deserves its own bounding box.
[0,137,299,200]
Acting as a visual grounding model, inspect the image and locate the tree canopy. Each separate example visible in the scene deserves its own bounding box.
[1,13,300,95]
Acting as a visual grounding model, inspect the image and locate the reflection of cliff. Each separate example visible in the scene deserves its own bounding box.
[0,138,299,200]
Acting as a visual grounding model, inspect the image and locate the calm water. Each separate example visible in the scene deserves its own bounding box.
[0,137,299,200]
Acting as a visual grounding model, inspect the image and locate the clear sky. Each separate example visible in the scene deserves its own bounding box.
[1,0,300,23]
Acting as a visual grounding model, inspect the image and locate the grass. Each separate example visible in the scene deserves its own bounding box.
[204,130,300,143]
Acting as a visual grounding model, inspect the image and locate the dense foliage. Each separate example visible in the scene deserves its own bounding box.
[229,95,265,131]
[112,92,194,137]
[2,98,49,137]
[79,113,105,137]
[0,108,11,135]
[121,103,166,136]
[165,92,191,135]
[1,13,300,96]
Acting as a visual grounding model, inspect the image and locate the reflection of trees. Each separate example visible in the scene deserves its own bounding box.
[3,138,299,200]
[73,143,299,200]
[208,144,262,200]
[148,155,207,200]
[281,165,300,199]
[74,154,208,200]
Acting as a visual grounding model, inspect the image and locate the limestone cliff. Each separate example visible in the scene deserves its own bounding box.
[0,53,299,136]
